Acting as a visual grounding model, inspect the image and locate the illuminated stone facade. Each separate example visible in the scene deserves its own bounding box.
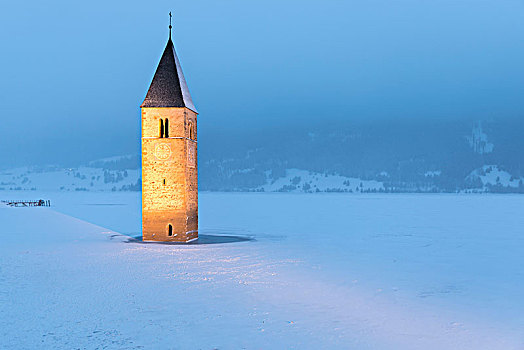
[141,35,198,242]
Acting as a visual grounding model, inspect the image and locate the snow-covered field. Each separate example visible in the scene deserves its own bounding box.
[4,164,524,193]
[1,191,524,349]
[0,167,140,192]
[467,165,523,189]
[0,166,385,193]
[260,168,384,192]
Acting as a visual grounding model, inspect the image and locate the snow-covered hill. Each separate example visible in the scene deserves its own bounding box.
[4,119,524,193]
[466,165,524,192]
[0,166,140,192]
[3,163,524,194]
[259,168,384,193]
[199,119,524,193]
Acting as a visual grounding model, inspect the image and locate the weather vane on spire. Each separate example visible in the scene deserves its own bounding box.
[169,12,172,40]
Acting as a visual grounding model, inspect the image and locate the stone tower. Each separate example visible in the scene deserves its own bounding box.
[140,27,198,242]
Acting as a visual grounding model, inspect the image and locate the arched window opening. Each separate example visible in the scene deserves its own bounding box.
[168,224,173,236]
[188,122,193,140]
[165,118,169,137]
[159,119,164,138]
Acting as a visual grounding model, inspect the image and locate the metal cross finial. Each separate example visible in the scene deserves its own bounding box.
[169,12,172,39]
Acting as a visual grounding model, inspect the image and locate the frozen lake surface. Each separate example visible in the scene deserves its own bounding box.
[1,191,523,349]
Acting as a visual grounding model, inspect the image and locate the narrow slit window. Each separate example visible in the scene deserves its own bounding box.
[168,224,173,236]
[165,118,169,137]
[163,179,166,185]
[160,119,164,138]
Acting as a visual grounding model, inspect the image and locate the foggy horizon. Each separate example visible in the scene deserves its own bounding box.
[1,0,524,167]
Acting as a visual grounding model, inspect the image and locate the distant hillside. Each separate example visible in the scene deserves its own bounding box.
[199,119,524,193]
[2,119,524,193]
[0,166,140,192]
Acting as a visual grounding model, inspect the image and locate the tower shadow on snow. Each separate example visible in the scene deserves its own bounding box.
[125,234,254,245]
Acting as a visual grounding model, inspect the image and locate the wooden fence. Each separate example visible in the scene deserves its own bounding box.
[1,199,51,207]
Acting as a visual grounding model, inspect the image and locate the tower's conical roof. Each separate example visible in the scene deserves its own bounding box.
[141,38,197,113]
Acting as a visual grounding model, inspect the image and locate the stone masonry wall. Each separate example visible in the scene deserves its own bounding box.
[142,107,198,242]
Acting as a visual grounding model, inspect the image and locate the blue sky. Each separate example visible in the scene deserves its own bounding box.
[1,0,523,166]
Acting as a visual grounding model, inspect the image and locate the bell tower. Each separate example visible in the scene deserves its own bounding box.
[140,16,198,242]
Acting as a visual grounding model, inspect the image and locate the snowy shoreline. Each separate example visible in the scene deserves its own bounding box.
[3,165,524,194]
